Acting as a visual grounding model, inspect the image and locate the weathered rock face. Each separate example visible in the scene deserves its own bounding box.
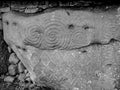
[2,11,118,50]
[2,10,120,90]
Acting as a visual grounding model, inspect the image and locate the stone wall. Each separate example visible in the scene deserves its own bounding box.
[1,1,120,90]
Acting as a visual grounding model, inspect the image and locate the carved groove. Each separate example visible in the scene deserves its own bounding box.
[23,25,44,47]
[43,21,69,49]
[69,27,83,48]
[69,26,88,49]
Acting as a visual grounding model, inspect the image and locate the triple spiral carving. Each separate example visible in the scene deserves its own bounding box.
[23,21,90,49]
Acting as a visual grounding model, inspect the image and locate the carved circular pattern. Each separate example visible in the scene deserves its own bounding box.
[43,20,70,49]
[24,25,44,48]
[69,26,87,48]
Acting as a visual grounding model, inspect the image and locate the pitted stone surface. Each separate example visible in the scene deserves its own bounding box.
[2,11,118,50]
[2,10,120,90]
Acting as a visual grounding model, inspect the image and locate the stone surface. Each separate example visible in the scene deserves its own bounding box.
[8,46,12,53]
[18,61,25,73]
[24,7,38,13]
[9,53,19,64]
[0,7,10,13]
[8,64,17,76]
[2,10,117,50]
[33,41,120,90]
[4,76,14,83]
[18,73,25,82]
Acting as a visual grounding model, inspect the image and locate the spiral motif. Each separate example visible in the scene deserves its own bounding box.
[69,27,86,49]
[43,21,69,49]
[23,25,44,48]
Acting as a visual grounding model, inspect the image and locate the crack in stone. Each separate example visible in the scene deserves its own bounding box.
[2,10,120,90]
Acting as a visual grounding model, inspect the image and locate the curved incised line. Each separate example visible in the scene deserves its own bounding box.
[24,25,44,48]
[44,25,63,49]
[69,26,85,49]
[43,20,69,49]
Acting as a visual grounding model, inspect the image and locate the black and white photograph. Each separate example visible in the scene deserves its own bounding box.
[0,1,120,90]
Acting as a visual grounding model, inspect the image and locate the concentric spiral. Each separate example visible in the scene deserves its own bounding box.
[69,27,87,49]
[43,21,70,49]
[23,25,44,48]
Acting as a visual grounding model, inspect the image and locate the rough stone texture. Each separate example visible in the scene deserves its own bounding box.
[32,41,120,90]
[2,9,120,90]
[2,10,119,81]
[18,73,26,82]
[8,64,17,76]
[4,76,15,83]
[9,53,19,64]
[18,61,25,73]
[0,30,10,75]
[2,10,118,50]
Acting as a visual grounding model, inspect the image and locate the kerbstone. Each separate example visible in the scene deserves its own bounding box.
[2,10,120,89]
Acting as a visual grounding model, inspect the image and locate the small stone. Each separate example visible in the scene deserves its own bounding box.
[25,8,38,13]
[29,84,35,89]
[25,77,31,82]
[24,69,28,74]
[8,64,17,76]
[9,53,19,64]
[26,72,30,78]
[73,87,79,90]
[18,62,25,73]
[4,76,14,82]
[8,46,12,53]
[18,73,25,82]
